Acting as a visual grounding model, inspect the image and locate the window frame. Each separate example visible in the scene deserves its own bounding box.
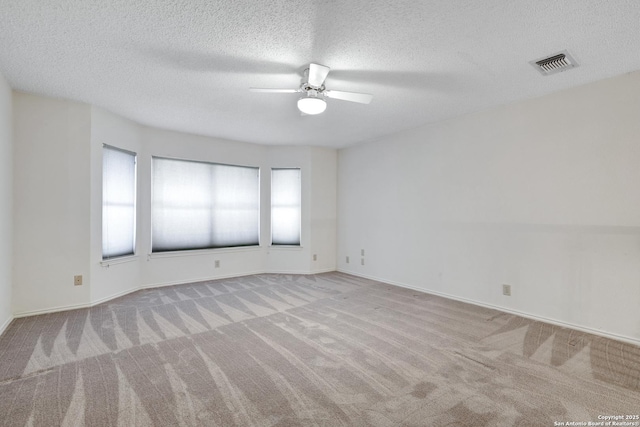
[270,167,302,247]
[102,144,137,260]
[151,155,261,253]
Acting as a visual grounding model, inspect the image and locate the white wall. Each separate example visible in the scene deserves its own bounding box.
[338,71,640,343]
[11,96,337,315]
[309,147,337,273]
[13,93,92,315]
[90,107,142,303]
[263,146,337,274]
[0,72,12,333]
[265,146,312,273]
[139,130,337,285]
[138,125,269,287]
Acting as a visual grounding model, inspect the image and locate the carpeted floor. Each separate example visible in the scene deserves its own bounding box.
[0,272,639,426]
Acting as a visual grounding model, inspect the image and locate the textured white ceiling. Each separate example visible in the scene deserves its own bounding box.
[1,0,640,147]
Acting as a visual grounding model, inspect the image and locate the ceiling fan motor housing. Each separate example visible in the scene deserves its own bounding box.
[250,62,373,115]
[305,88,322,98]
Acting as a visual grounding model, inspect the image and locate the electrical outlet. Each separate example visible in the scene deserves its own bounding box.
[346,256,350,263]
[215,260,220,268]
[502,284,511,296]
[361,258,365,266]
[361,249,365,256]
[313,254,317,261]
[74,275,83,286]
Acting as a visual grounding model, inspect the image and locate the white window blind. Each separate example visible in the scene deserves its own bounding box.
[271,168,301,246]
[152,157,260,252]
[102,145,136,259]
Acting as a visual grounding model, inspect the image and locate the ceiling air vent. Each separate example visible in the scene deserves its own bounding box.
[530,50,578,76]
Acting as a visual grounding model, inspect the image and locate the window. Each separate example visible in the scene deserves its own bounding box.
[271,168,301,245]
[152,157,260,252]
[102,145,136,259]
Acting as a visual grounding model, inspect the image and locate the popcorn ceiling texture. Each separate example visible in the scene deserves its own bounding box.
[1,0,640,147]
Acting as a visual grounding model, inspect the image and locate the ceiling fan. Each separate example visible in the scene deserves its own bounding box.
[250,63,373,115]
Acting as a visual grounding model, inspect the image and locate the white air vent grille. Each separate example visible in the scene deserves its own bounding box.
[530,50,578,76]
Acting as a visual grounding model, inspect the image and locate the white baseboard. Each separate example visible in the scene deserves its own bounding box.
[0,314,13,337]
[142,270,265,289]
[142,269,337,289]
[14,288,143,318]
[338,269,640,347]
[13,301,91,318]
[265,268,336,275]
[91,287,141,306]
[309,268,337,275]
[11,269,338,320]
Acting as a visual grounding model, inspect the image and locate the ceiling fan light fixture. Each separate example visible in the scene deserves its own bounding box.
[297,96,326,115]
[251,62,372,114]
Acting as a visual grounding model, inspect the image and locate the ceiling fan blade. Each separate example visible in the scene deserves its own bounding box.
[308,63,330,87]
[249,88,299,93]
[324,90,373,104]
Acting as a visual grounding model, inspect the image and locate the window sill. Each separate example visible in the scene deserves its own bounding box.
[148,245,262,259]
[268,245,303,251]
[101,255,139,267]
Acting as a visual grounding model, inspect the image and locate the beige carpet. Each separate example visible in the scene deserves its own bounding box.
[1,272,639,426]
